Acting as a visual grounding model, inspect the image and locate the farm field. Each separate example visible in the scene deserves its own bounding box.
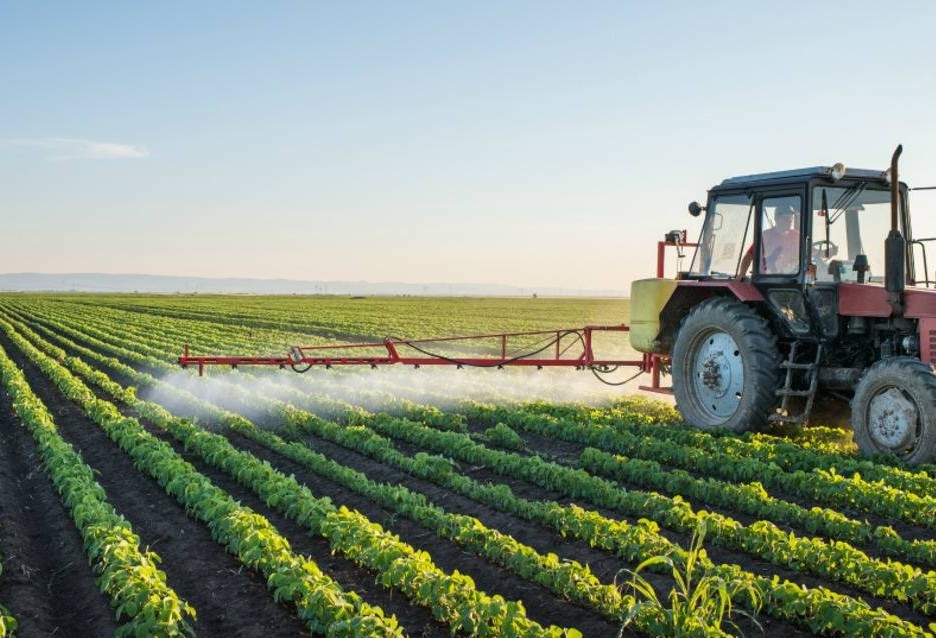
[0,293,935,637]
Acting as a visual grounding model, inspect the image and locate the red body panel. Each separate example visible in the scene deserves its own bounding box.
[837,284,936,318]
[905,289,936,318]
[837,283,891,317]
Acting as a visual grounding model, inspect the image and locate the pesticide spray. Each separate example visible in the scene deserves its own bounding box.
[144,364,664,432]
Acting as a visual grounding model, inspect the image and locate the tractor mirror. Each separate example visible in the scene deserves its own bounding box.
[688,201,704,217]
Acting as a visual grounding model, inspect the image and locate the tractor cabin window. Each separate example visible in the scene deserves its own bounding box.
[758,196,803,275]
[811,185,893,283]
[690,193,753,277]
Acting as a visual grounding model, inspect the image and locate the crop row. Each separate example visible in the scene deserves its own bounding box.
[0,313,582,638]
[576,447,936,568]
[4,299,477,435]
[12,300,936,567]
[54,294,627,347]
[2,308,672,634]
[0,317,408,638]
[502,400,936,498]
[16,310,936,638]
[0,339,195,637]
[329,408,936,618]
[15,302,936,619]
[459,402,936,529]
[259,377,936,570]
[18,296,936,493]
[16,304,936,636]
[55,299,471,432]
[59,325,648,629]
[266,404,935,638]
[11,297,617,413]
[132,384,687,634]
[182,366,936,619]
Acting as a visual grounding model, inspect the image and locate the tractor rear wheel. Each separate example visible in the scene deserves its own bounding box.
[672,297,780,432]
[851,357,936,465]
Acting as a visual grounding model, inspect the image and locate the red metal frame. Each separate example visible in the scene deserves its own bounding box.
[179,239,693,392]
[179,325,644,377]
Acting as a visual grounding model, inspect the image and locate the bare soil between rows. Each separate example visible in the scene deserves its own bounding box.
[0,371,118,638]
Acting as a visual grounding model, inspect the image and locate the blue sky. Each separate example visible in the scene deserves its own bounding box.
[2,1,935,292]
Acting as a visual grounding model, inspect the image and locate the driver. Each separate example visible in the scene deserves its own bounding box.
[737,203,801,276]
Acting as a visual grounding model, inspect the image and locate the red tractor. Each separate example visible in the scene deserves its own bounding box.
[632,146,936,465]
[180,146,936,465]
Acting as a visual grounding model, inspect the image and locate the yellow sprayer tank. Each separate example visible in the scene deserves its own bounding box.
[629,278,677,354]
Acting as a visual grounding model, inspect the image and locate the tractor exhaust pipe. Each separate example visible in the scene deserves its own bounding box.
[885,144,905,312]
[890,144,902,233]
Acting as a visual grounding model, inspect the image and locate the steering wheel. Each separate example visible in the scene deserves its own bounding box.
[812,239,839,259]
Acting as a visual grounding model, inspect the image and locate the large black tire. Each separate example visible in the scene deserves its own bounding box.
[672,297,781,432]
[851,357,936,466]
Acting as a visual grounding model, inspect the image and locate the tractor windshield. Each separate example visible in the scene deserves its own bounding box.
[689,193,753,277]
[811,185,894,283]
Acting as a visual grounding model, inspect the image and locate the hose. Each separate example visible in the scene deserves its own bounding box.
[289,329,647,385]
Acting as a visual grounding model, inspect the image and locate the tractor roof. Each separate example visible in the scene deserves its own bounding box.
[718,166,888,188]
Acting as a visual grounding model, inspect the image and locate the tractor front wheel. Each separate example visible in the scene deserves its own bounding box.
[852,357,936,465]
[672,297,780,432]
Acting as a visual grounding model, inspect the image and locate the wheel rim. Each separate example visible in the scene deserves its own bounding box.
[866,386,922,456]
[689,328,744,423]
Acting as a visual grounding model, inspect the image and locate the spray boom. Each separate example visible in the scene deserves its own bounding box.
[179,325,645,381]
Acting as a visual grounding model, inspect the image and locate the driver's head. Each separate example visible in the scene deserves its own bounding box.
[775,204,797,229]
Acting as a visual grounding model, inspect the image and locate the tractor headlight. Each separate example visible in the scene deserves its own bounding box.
[830,163,846,181]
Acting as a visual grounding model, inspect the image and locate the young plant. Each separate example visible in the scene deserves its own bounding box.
[619,521,762,638]
[484,422,525,450]
[0,605,16,638]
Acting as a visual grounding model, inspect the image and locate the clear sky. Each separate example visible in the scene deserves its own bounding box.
[2,1,935,293]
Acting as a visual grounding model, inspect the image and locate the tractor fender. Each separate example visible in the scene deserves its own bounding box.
[653,281,765,354]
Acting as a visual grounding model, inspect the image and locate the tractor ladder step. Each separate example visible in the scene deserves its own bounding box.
[777,390,815,398]
[779,361,817,370]
[769,341,822,424]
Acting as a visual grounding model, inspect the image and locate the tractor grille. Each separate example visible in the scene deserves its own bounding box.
[930,330,936,365]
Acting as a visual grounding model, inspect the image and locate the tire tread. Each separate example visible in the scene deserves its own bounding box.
[851,356,936,465]
[672,296,781,432]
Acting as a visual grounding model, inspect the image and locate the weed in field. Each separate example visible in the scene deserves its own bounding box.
[618,521,762,638]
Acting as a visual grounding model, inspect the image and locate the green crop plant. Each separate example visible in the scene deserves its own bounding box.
[484,423,525,450]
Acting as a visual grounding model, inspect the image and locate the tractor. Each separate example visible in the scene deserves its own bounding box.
[179,146,936,465]
[631,145,936,465]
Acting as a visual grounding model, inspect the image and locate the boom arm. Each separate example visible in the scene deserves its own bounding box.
[178,325,645,377]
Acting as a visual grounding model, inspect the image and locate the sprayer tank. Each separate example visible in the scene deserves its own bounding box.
[629,278,677,354]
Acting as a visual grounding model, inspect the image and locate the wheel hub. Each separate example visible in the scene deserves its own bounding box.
[691,331,743,420]
[868,387,919,452]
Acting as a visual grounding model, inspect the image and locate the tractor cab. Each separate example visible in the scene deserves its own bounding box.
[688,165,908,288]
[680,166,913,346]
